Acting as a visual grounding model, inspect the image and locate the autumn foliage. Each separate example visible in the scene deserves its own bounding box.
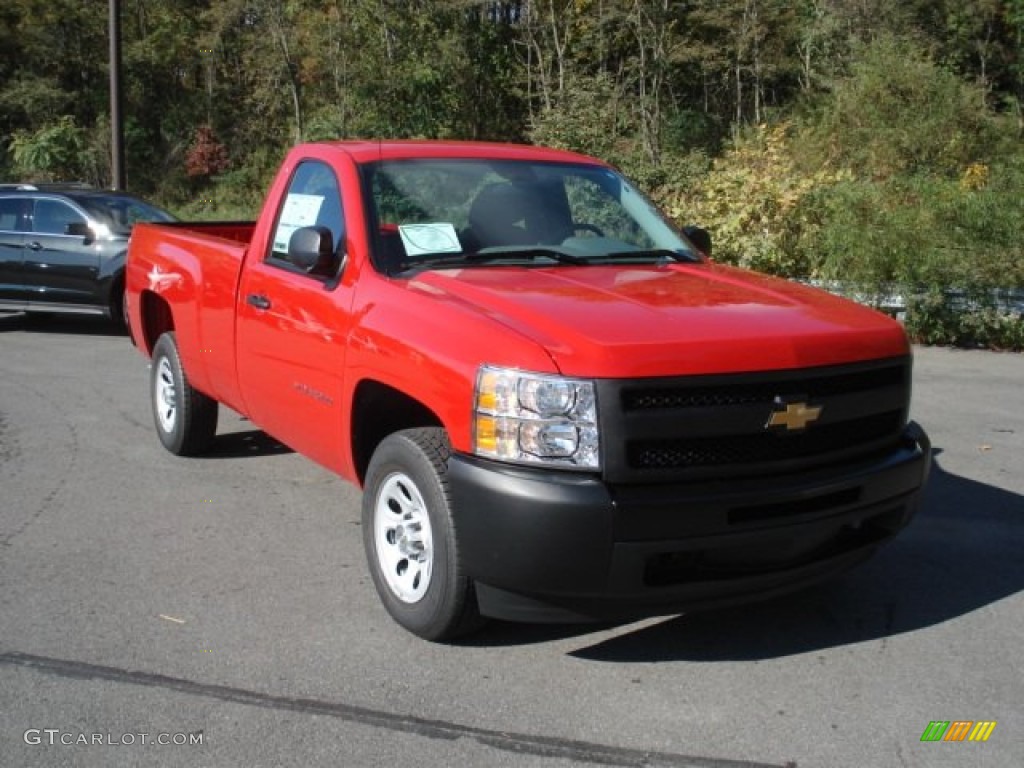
[185,125,229,178]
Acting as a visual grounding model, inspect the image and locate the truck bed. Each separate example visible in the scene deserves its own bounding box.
[151,220,257,245]
[127,220,256,411]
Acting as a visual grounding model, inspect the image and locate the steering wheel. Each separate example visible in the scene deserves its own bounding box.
[573,222,605,237]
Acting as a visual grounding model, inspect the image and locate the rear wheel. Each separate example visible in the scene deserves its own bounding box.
[108,276,127,330]
[151,331,218,456]
[362,428,482,641]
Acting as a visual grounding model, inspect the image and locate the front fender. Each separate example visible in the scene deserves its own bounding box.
[344,272,558,456]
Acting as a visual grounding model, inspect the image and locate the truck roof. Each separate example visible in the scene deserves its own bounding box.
[306,139,609,166]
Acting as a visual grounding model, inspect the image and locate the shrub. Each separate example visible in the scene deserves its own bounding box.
[658,123,843,277]
[906,291,1024,351]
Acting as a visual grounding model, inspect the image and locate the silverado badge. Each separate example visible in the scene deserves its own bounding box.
[766,399,823,431]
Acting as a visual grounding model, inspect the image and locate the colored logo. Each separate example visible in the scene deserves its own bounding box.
[766,399,823,431]
[920,721,997,742]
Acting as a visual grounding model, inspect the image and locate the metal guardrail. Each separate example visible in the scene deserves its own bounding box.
[805,281,1024,320]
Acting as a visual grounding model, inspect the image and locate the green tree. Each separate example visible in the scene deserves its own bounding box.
[9,115,90,181]
[120,1,208,195]
[687,0,801,132]
[808,35,997,179]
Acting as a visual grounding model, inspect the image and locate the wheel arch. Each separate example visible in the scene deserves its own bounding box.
[350,379,444,486]
[139,290,175,356]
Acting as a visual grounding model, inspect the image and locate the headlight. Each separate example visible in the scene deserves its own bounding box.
[473,366,600,470]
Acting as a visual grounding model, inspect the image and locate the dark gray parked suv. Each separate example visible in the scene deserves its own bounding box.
[0,184,175,322]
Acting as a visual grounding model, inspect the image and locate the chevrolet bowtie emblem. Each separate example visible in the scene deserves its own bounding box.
[766,400,823,431]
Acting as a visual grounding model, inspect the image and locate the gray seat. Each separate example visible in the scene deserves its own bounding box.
[467,182,574,250]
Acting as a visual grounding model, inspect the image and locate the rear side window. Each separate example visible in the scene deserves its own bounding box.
[0,197,29,231]
[269,161,345,264]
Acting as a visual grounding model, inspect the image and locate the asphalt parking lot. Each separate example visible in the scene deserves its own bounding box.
[1,312,1021,768]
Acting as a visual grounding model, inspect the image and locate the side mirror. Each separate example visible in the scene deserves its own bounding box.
[66,221,95,244]
[682,225,712,258]
[288,226,340,276]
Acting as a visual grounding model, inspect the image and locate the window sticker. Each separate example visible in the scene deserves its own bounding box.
[273,193,324,253]
[398,222,462,257]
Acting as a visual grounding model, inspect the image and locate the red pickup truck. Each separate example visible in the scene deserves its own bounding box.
[126,140,930,640]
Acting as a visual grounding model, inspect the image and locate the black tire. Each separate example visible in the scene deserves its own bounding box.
[150,331,218,456]
[108,275,127,330]
[362,428,482,641]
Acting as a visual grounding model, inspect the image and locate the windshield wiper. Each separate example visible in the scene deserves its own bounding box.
[596,248,696,263]
[395,247,588,274]
[393,247,689,275]
[468,247,589,265]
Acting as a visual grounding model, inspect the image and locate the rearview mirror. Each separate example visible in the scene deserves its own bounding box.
[288,226,340,277]
[682,225,712,258]
[66,221,95,244]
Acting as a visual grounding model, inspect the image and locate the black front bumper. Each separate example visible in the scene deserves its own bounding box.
[448,422,931,623]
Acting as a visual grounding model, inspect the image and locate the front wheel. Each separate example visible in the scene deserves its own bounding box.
[362,428,482,641]
[150,331,218,456]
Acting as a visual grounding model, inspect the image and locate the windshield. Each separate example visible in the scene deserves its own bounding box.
[72,194,176,235]
[364,158,697,274]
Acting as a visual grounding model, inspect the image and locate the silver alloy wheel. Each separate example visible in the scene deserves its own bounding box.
[373,471,434,603]
[154,357,177,433]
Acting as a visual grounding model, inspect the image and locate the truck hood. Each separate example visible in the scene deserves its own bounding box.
[408,263,910,378]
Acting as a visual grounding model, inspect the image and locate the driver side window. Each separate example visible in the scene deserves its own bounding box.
[269,161,344,267]
[32,199,86,236]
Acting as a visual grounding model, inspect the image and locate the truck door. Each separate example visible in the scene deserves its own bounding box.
[235,159,353,471]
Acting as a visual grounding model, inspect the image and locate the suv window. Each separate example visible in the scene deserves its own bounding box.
[32,199,86,235]
[72,194,174,234]
[0,197,29,231]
